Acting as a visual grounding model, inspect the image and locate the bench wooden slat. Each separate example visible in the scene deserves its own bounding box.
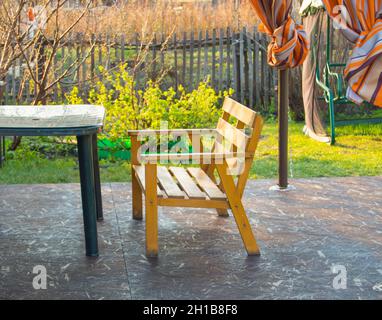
[133,165,163,197]
[128,128,216,136]
[169,167,206,199]
[222,97,256,126]
[187,167,226,200]
[157,166,185,199]
[216,118,248,151]
[225,157,246,176]
[139,151,252,162]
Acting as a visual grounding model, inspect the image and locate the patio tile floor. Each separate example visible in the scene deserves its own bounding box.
[1,177,381,300]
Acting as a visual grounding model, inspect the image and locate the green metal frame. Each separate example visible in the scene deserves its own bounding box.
[0,136,5,168]
[315,15,382,144]
[0,125,103,256]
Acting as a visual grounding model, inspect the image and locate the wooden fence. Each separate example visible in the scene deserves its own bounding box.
[1,26,277,112]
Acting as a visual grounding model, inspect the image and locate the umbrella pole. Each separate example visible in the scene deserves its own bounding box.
[278,69,289,189]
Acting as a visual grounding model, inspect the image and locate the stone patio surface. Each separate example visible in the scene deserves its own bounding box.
[1,176,381,299]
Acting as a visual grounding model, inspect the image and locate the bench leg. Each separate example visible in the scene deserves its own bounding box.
[132,171,143,220]
[216,179,229,217]
[216,164,260,256]
[131,136,143,220]
[217,208,229,217]
[204,165,229,217]
[145,163,158,257]
[92,133,104,221]
[77,134,99,257]
[227,195,260,255]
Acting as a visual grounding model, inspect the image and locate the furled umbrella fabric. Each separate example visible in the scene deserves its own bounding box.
[322,0,382,107]
[249,0,310,189]
[301,8,330,142]
[249,0,310,68]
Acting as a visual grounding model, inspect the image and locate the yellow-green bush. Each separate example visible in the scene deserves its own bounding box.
[66,64,233,140]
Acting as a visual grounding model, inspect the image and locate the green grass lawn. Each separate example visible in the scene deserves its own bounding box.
[0,121,381,184]
[251,121,382,179]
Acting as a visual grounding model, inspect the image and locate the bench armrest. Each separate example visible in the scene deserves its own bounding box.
[138,151,253,164]
[127,128,217,136]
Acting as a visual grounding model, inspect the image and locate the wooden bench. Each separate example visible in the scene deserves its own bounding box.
[0,105,105,257]
[128,97,264,257]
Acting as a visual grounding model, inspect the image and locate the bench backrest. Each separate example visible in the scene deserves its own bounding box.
[213,97,263,195]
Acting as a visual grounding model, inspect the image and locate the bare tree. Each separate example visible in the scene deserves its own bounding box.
[0,0,95,149]
[127,19,175,130]
[1,0,95,102]
[16,0,94,104]
[0,0,32,101]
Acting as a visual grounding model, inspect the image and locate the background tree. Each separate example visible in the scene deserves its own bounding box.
[0,0,95,149]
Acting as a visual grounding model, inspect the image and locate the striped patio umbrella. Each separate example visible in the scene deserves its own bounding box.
[249,0,310,69]
[249,0,309,189]
[322,0,382,107]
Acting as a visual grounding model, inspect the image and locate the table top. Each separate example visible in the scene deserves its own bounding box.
[0,105,105,129]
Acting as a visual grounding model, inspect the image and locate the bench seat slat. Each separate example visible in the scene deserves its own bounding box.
[169,167,206,199]
[187,168,226,200]
[157,166,185,199]
[133,165,164,197]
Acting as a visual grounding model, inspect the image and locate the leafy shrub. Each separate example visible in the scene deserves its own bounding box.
[67,64,233,140]
[65,86,84,105]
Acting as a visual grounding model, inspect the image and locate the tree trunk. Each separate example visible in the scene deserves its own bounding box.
[10,137,22,151]
[0,75,6,104]
[0,83,4,105]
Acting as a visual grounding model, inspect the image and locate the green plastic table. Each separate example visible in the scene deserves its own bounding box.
[0,105,105,257]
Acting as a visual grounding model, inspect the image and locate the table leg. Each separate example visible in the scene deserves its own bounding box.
[0,136,3,168]
[92,133,103,221]
[77,134,99,257]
